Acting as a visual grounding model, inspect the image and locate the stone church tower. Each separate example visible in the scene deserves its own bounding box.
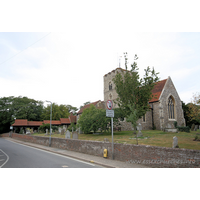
[104,68,186,131]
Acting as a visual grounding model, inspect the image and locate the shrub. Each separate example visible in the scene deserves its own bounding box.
[68,123,76,132]
[174,121,178,128]
[19,128,23,134]
[39,123,58,132]
[177,126,190,133]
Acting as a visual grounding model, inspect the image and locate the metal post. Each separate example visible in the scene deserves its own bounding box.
[111,117,114,160]
[46,100,52,147]
[49,102,52,147]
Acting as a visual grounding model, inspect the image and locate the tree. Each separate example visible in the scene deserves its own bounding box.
[41,103,70,120]
[187,93,200,125]
[66,105,78,115]
[77,104,122,134]
[12,96,43,122]
[77,104,110,133]
[0,96,44,133]
[113,53,159,144]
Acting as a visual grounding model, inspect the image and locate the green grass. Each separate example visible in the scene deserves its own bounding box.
[33,130,200,150]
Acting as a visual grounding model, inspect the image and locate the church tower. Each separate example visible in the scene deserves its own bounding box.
[104,68,126,108]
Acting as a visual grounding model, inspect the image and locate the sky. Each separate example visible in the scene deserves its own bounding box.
[1,1,200,110]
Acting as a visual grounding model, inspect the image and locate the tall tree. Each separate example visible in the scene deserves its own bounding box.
[42,103,70,120]
[0,96,44,133]
[113,53,159,143]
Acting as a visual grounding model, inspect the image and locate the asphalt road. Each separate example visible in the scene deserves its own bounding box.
[0,138,102,168]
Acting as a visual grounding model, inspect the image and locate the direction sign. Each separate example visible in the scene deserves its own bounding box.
[106,109,114,118]
[106,100,113,110]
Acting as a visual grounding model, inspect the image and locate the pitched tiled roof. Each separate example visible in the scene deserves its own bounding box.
[60,118,71,124]
[28,121,43,126]
[77,100,101,114]
[12,119,28,126]
[12,115,76,127]
[149,79,167,103]
[43,120,61,125]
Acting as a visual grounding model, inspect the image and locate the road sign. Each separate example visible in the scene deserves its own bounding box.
[106,100,113,110]
[106,109,114,118]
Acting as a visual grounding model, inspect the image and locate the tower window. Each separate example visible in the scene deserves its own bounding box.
[109,82,112,90]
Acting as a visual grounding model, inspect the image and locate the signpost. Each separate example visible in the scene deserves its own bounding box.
[106,100,114,160]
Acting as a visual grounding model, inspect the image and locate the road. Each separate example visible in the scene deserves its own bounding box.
[0,138,102,168]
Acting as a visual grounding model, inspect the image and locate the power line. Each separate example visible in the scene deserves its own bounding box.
[0,32,51,66]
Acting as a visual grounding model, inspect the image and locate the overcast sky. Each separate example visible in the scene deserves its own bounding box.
[1,1,200,109]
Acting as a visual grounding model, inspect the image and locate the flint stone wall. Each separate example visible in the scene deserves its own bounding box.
[1,133,200,168]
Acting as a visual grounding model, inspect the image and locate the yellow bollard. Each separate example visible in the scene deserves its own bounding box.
[103,149,108,158]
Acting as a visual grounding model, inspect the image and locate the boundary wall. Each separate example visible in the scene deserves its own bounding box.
[1,133,200,168]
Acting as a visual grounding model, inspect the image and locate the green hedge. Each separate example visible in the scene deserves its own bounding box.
[177,126,190,133]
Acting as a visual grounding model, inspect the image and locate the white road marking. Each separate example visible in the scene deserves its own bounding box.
[0,159,5,161]
[0,155,4,156]
[6,139,96,166]
[0,149,9,168]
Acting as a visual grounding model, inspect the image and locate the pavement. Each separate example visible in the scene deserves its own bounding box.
[4,137,150,168]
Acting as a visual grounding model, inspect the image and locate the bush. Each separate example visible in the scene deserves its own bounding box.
[19,128,23,134]
[177,126,190,133]
[174,121,178,128]
[68,123,76,132]
[39,123,58,132]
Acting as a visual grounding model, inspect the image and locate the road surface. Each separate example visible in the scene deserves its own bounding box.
[0,138,102,168]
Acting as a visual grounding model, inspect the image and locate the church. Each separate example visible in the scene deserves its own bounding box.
[103,68,186,131]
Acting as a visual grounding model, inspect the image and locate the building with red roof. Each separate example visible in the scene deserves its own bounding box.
[12,112,77,132]
[103,68,185,131]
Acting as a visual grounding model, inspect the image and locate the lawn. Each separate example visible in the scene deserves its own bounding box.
[33,130,200,150]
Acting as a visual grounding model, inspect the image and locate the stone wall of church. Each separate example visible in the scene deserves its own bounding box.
[159,77,185,130]
[152,102,162,130]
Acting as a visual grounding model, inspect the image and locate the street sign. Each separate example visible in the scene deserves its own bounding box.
[106,100,113,110]
[106,109,114,118]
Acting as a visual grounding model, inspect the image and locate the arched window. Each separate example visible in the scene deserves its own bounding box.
[168,96,175,119]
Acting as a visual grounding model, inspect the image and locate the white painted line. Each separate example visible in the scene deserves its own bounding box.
[0,155,4,156]
[0,149,9,168]
[0,159,5,161]
[6,140,96,166]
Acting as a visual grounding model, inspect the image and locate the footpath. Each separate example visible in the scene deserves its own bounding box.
[4,137,149,168]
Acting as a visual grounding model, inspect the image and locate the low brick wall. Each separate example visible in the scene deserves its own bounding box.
[1,133,200,167]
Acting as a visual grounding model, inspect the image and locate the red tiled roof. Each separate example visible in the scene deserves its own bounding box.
[77,100,101,114]
[60,118,71,124]
[149,79,167,103]
[28,121,43,126]
[43,120,61,125]
[12,119,28,126]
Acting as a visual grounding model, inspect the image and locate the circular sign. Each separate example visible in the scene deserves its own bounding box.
[106,100,113,110]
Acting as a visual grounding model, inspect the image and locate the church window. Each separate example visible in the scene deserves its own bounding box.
[168,96,175,119]
[109,82,112,90]
[142,114,146,122]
